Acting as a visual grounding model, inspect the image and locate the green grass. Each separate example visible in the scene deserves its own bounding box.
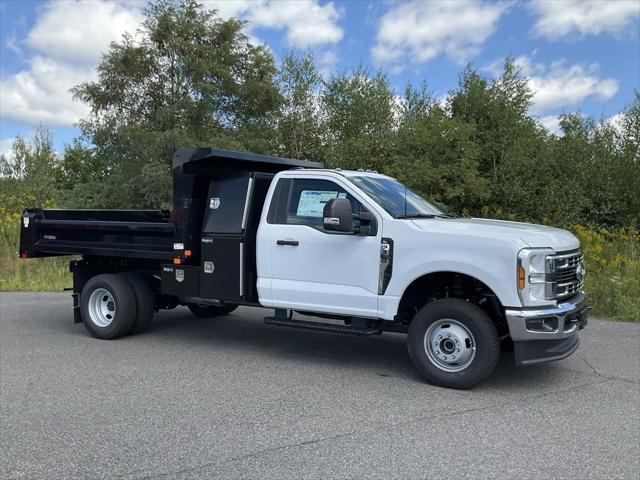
[0,221,72,291]
[570,225,640,322]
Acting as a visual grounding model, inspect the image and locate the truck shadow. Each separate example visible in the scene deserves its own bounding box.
[138,307,559,389]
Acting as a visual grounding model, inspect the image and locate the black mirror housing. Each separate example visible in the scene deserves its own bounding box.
[323,198,353,233]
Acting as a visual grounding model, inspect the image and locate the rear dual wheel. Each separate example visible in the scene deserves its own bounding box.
[80,273,154,339]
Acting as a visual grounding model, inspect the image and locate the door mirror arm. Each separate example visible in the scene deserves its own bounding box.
[353,211,377,236]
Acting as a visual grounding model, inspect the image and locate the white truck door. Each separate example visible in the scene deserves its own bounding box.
[257,176,381,318]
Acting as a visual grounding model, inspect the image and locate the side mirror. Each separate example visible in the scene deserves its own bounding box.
[323,198,353,233]
[355,211,375,235]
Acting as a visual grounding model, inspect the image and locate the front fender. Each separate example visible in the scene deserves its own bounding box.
[378,222,525,320]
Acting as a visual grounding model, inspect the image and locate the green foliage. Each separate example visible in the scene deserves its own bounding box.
[571,225,640,322]
[70,0,281,208]
[274,51,325,162]
[322,66,396,172]
[391,83,487,212]
[0,126,58,204]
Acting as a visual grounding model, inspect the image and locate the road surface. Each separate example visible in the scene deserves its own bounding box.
[1,292,639,479]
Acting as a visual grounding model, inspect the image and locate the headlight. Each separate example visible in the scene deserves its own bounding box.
[517,248,555,307]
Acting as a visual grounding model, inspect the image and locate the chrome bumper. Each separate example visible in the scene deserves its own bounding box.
[505,293,589,366]
[505,292,589,341]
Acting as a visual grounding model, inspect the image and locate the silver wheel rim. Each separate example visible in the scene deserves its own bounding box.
[424,319,476,372]
[88,288,116,327]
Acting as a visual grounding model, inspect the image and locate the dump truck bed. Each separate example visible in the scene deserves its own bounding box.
[20,209,175,261]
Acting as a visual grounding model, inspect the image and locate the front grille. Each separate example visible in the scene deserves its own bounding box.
[548,251,584,300]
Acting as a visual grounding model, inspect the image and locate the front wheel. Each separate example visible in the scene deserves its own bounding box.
[407,299,499,389]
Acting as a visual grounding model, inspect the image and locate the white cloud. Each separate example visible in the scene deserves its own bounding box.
[607,112,626,133]
[539,115,562,135]
[530,0,639,39]
[1,1,141,126]
[205,0,344,48]
[1,138,16,158]
[26,0,142,67]
[514,56,619,113]
[372,0,509,70]
[1,57,93,125]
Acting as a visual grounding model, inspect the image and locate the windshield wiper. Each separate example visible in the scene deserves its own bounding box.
[434,213,458,219]
[396,213,437,219]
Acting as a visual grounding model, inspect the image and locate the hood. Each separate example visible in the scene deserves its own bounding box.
[410,217,579,252]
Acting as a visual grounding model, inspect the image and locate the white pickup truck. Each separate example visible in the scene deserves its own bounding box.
[20,148,589,388]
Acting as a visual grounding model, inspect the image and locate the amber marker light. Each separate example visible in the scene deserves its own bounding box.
[173,258,181,265]
[518,266,526,289]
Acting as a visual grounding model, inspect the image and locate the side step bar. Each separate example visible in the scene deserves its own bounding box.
[264,316,381,336]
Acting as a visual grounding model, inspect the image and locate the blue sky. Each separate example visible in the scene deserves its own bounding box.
[1,0,639,156]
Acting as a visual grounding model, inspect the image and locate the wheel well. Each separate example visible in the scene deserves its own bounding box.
[395,272,508,335]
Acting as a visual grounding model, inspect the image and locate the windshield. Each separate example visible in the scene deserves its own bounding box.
[349,176,444,218]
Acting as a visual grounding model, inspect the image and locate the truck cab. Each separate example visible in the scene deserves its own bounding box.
[19,148,589,389]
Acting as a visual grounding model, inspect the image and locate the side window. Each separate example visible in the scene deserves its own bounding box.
[280,178,362,229]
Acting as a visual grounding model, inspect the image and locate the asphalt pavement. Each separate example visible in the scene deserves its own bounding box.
[1,292,639,479]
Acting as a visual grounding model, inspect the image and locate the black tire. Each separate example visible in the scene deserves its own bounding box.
[80,274,136,339]
[120,272,154,335]
[407,299,499,389]
[187,303,238,318]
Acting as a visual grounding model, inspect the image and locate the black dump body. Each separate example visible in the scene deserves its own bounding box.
[20,209,174,260]
[19,148,322,305]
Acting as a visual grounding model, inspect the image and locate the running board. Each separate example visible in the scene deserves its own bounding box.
[264,316,381,336]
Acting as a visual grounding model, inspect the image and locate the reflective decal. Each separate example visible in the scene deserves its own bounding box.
[175,269,184,283]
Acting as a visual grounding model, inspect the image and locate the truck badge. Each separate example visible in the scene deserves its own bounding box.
[204,261,215,273]
[210,198,220,209]
[175,269,184,283]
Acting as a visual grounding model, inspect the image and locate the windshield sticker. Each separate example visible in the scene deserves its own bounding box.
[296,190,346,217]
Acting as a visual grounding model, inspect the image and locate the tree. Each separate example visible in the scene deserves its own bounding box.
[0,126,58,204]
[390,83,487,212]
[71,0,281,208]
[617,90,640,163]
[322,67,396,172]
[448,59,548,217]
[275,51,325,162]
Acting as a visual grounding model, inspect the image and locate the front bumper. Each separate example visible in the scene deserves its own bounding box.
[505,292,590,366]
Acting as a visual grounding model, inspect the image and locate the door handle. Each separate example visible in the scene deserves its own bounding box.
[277,240,299,246]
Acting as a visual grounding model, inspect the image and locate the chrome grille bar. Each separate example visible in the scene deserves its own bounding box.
[548,250,583,300]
